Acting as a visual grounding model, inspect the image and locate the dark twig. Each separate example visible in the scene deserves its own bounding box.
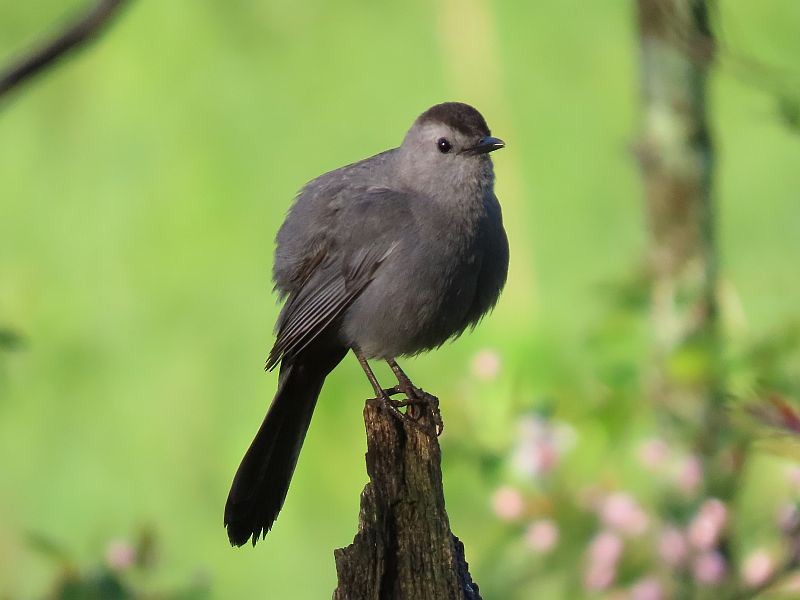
[0,0,128,100]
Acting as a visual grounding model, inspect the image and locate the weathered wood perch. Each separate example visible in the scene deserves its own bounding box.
[333,393,481,600]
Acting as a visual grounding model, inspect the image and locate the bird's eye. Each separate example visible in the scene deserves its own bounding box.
[436,138,452,154]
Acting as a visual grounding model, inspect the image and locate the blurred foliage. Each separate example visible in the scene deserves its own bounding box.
[777,95,800,134]
[27,527,209,599]
[0,327,24,352]
[1,0,799,599]
[447,281,800,598]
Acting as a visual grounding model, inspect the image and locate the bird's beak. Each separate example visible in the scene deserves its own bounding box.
[465,136,505,155]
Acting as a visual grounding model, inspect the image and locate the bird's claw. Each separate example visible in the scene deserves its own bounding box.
[370,389,443,437]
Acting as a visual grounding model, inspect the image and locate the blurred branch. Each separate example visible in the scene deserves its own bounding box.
[0,0,128,100]
[334,396,482,599]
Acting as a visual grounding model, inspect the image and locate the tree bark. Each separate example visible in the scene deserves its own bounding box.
[333,394,481,600]
[635,0,732,482]
[636,0,717,376]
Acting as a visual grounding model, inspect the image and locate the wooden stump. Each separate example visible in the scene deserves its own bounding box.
[333,393,481,600]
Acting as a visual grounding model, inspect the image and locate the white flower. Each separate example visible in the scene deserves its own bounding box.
[511,415,576,478]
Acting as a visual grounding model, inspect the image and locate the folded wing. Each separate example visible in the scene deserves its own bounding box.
[265,187,413,369]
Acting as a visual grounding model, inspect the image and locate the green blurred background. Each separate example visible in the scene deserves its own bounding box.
[1,1,798,598]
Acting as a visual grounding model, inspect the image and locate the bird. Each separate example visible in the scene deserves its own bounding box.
[224,102,509,547]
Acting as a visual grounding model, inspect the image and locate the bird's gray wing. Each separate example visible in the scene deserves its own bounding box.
[265,187,413,369]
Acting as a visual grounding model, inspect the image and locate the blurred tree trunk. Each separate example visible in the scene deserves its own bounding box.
[635,1,737,496]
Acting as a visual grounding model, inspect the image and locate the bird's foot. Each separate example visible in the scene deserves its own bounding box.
[356,352,442,435]
[384,388,443,437]
[385,360,444,436]
[366,393,428,435]
[368,389,441,436]
[409,389,443,436]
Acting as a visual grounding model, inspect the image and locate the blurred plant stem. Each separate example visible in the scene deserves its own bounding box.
[636,0,745,594]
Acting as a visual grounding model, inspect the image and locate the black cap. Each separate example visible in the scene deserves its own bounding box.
[417,102,491,138]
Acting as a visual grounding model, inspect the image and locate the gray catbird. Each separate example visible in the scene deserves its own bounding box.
[224,102,509,546]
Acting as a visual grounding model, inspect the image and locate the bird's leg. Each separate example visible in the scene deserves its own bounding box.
[387,359,444,436]
[352,349,429,432]
[387,359,422,399]
[353,348,387,399]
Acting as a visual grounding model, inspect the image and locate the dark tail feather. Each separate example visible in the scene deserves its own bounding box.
[224,347,346,546]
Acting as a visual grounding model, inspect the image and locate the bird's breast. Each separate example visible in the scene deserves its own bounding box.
[340,209,490,358]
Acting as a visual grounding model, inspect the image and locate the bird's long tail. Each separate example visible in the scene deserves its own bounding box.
[224,347,346,546]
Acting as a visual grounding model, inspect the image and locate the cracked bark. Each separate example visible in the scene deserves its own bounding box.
[333,394,481,600]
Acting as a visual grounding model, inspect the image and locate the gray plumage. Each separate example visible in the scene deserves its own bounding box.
[225,102,509,546]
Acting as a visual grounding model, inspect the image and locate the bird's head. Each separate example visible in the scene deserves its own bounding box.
[399,102,504,195]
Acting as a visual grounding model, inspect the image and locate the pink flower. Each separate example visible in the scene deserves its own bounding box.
[676,455,703,496]
[688,498,728,550]
[491,486,524,521]
[630,577,664,600]
[513,439,559,477]
[637,438,669,470]
[584,563,616,592]
[688,516,719,550]
[786,466,800,490]
[588,530,624,565]
[692,551,726,585]
[511,416,575,478]
[470,349,501,381]
[524,519,559,554]
[700,498,728,524]
[599,492,649,537]
[105,539,136,571]
[741,549,774,587]
[585,531,624,592]
[658,526,688,567]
